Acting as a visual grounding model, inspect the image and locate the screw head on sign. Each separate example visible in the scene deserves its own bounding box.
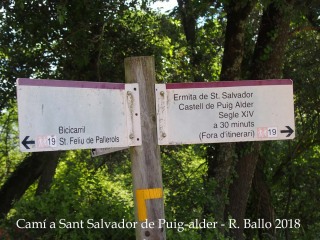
[160,91,165,96]
[129,133,134,139]
[162,133,167,138]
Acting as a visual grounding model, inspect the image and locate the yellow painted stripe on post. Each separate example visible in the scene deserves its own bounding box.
[136,190,147,221]
[136,188,163,221]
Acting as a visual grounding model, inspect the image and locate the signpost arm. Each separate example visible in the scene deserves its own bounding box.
[124,56,166,240]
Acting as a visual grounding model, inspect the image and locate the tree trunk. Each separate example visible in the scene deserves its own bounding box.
[0,152,61,218]
[251,2,292,80]
[252,157,276,239]
[36,153,60,195]
[226,1,293,239]
[227,142,261,239]
[177,0,201,82]
[220,0,257,81]
[206,143,235,222]
[205,0,256,224]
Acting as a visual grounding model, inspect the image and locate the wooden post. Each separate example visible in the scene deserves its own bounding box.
[124,56,166,240]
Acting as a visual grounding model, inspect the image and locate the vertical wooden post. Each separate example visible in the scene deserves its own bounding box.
[124,56,166,240]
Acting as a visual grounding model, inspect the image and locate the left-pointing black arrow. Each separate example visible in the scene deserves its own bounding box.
[22,136,35,149]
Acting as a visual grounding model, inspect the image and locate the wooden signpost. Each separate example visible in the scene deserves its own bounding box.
[16,56,296,240]
[125,56,166,240]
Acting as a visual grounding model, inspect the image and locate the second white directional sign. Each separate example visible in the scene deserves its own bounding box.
[17,78,141,152]
[155,79,295,145]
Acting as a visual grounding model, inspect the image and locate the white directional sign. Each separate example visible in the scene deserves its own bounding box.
[91,147,128,157]
[155,79,295,145]
[17,78,141,152]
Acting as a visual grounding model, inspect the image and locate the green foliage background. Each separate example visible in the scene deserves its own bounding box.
[0,0,319,239]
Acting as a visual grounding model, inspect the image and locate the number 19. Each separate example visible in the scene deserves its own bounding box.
[47,136,57,147]
[268,127,278,137]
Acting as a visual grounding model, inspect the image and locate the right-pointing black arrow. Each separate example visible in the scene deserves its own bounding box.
[22,136,35,149]
[280,126,294,137]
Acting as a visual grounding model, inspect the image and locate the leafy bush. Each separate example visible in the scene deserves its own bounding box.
[3,150,135,240]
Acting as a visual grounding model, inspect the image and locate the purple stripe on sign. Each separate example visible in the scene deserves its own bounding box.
[17,78,125,89]
[165,79,292,89]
